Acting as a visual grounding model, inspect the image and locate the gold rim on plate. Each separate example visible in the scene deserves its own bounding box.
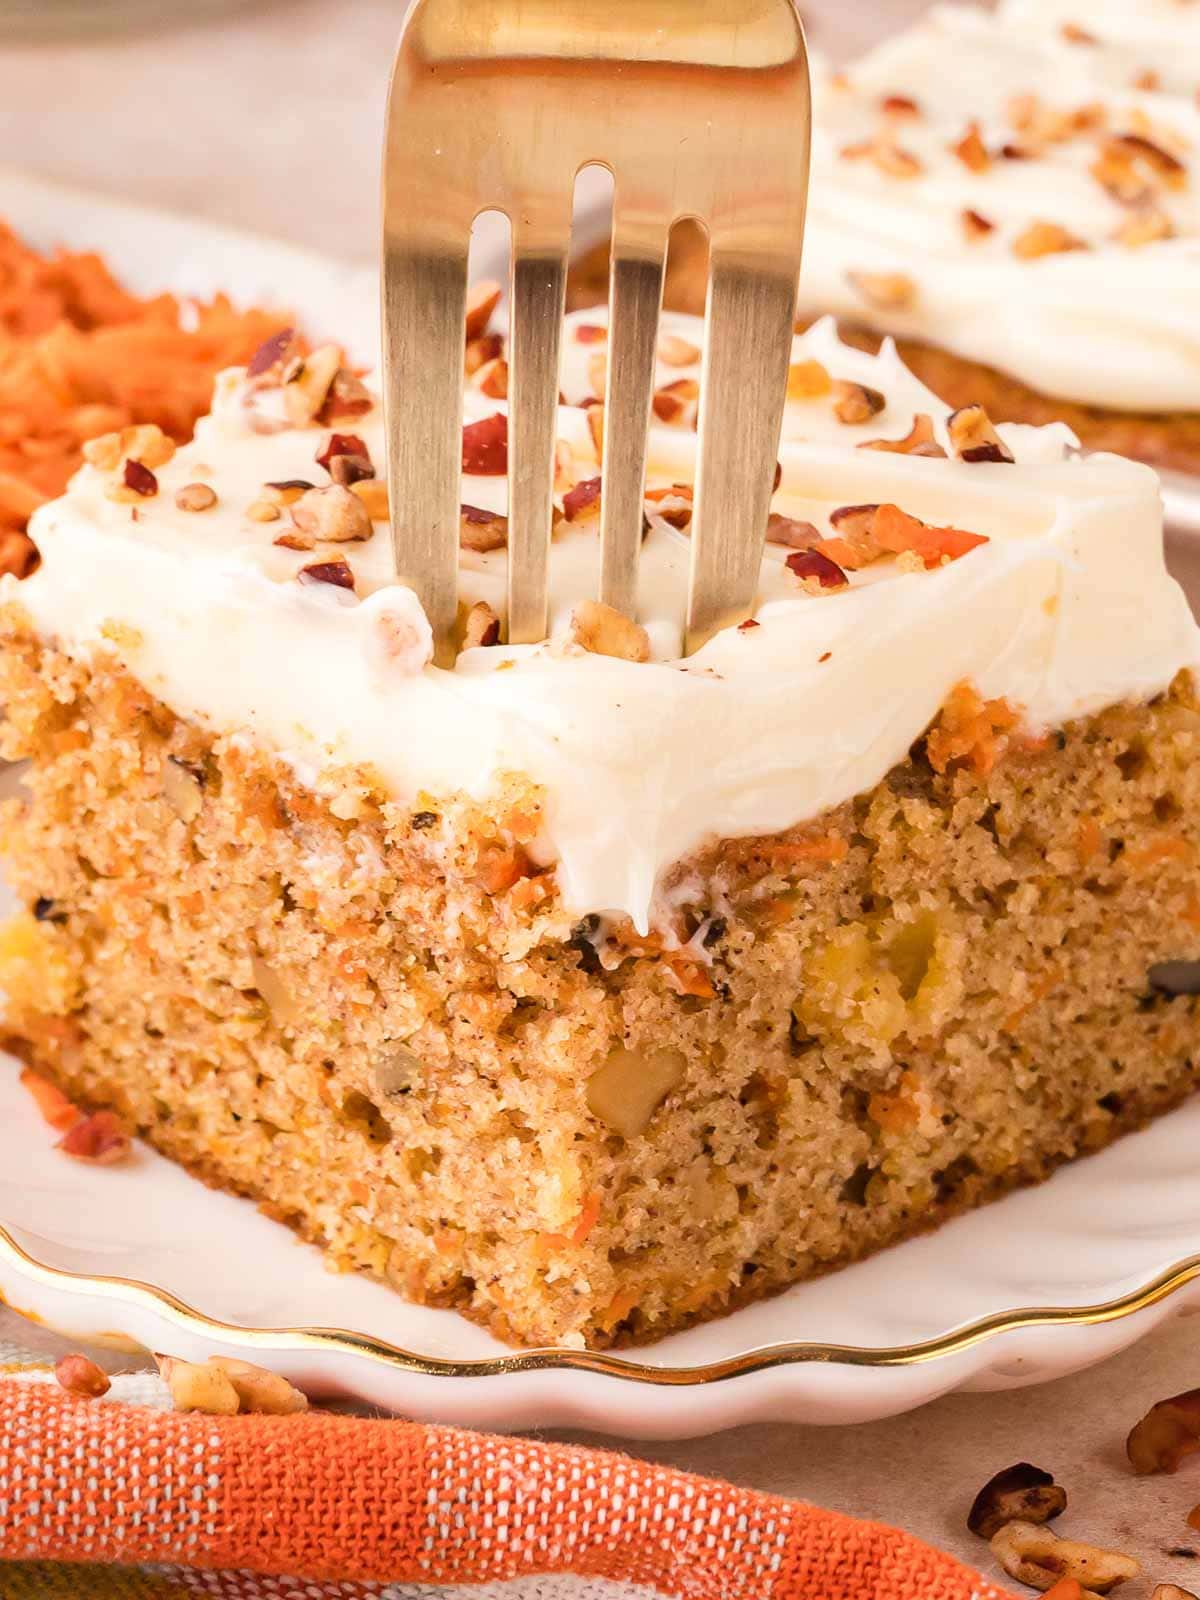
[3,1221,1199,1382]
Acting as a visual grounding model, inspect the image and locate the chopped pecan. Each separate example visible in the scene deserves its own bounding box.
[951,121,991,173]
[644,484,694,531]
[947,404,1015,464]
[291,484,373,542]
[587,1047,686,1138]
[122,459,158,497]
[569,599,650,662]
[475,356,508,399]
[462,413,508,475]
[1013,221,1088,259]
[1109,132,1187,184]
[990,1522,1139,1594]
[967,1463,1067,1539]
[459,504,508,551]
[246,326,297,379]
[175,482,217,513]
[0,529,40,579]
[465,332,503,375]
[1115,209,1174,248]
[298,559,356,592]
[316,431,372,475]
[563,476,602,524]
[263,479,314,505]
[318,366,372,423]
[575,323,608,344]
[962,208,995,242]
[281,344,343,426]
[881,93,920,116]
[652,378,700,426]
[57,1110,131,1165]
[766,514,821,548]
[832,380,886,425]
[846,271,916,311]
[464,280,501,341]
[658,333,700,367]
[786,548,848,590]
[1128,1389,1200,1473]
[55,1354,111,1399]
[859,413,945,457]
[459,599,501,649]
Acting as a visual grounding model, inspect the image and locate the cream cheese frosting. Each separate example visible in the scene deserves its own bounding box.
[799,3,1200,413]
[10,308,1199,930]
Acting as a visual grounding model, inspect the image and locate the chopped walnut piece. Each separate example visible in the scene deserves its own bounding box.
[859,413,946,457]
[658,333,700,367]
[563,476,602,524]
[462,412,508,475]
[207,1357,308,1416]
[1013,221,1088,259]
[247,499,282,523]
[569,599,650,662]
[990,1522,1139,1595]
[786,548,848,590]
[475,356,509,399]
[156,1355,240,1417]
[787,359,832,400]
[846,270,916,311]
[587,1047,686,1138]
[350,479,389,521]
[967,1464,1067,1540]
[55,1354,111,1399]
[465,332,503,376]
[947,404,1015,464]
[161,756,204,822]
[652,377,700,426]
[464,280,501,341]
[175,482,217,513]
[273,530,313,552]
[299,559,356,592]
[766,514,821,548]
[459,599,501,650]
[459,504,508,551]
[962,208,996,242]
[1115,208,1175,247]
[281,344,343,426]
[1128,1388,1200,1473]
[291,484,373,543]
[316,430,372,475]
[831,380,886,425]
[57,1110,131,1165]
[0,530,39,578]
[951,121,991,172]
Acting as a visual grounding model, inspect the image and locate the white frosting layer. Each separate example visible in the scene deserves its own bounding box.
[799,3,1200,412]
[12,311,1199,930]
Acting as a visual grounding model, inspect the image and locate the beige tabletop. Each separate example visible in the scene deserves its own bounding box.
[2,2,1200,1595]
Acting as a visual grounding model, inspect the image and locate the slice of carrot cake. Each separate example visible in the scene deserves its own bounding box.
[1,301,1198,1349]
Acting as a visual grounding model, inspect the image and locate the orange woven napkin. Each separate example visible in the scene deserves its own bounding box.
[0,1375,1016,1599]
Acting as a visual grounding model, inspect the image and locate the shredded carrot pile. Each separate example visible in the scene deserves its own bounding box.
[0,222,292,531]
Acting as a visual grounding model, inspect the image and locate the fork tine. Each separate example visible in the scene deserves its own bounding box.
[507,217,571,645]
[381,242,469,667]
[686,255,800,655]
[598,212,669,620]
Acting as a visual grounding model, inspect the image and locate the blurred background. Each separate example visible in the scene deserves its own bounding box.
[0,0,956,260]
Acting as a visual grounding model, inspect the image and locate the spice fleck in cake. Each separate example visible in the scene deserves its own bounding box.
[1,300,1198,1348]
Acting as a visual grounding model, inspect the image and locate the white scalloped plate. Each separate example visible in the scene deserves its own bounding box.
[2,171,1200,1438]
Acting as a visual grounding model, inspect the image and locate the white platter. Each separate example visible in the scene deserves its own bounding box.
[2,170,1200,1437]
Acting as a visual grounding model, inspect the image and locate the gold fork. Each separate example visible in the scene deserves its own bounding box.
[382,0,811,663]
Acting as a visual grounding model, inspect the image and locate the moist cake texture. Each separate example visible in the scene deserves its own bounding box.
[1,303,1198,1348]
